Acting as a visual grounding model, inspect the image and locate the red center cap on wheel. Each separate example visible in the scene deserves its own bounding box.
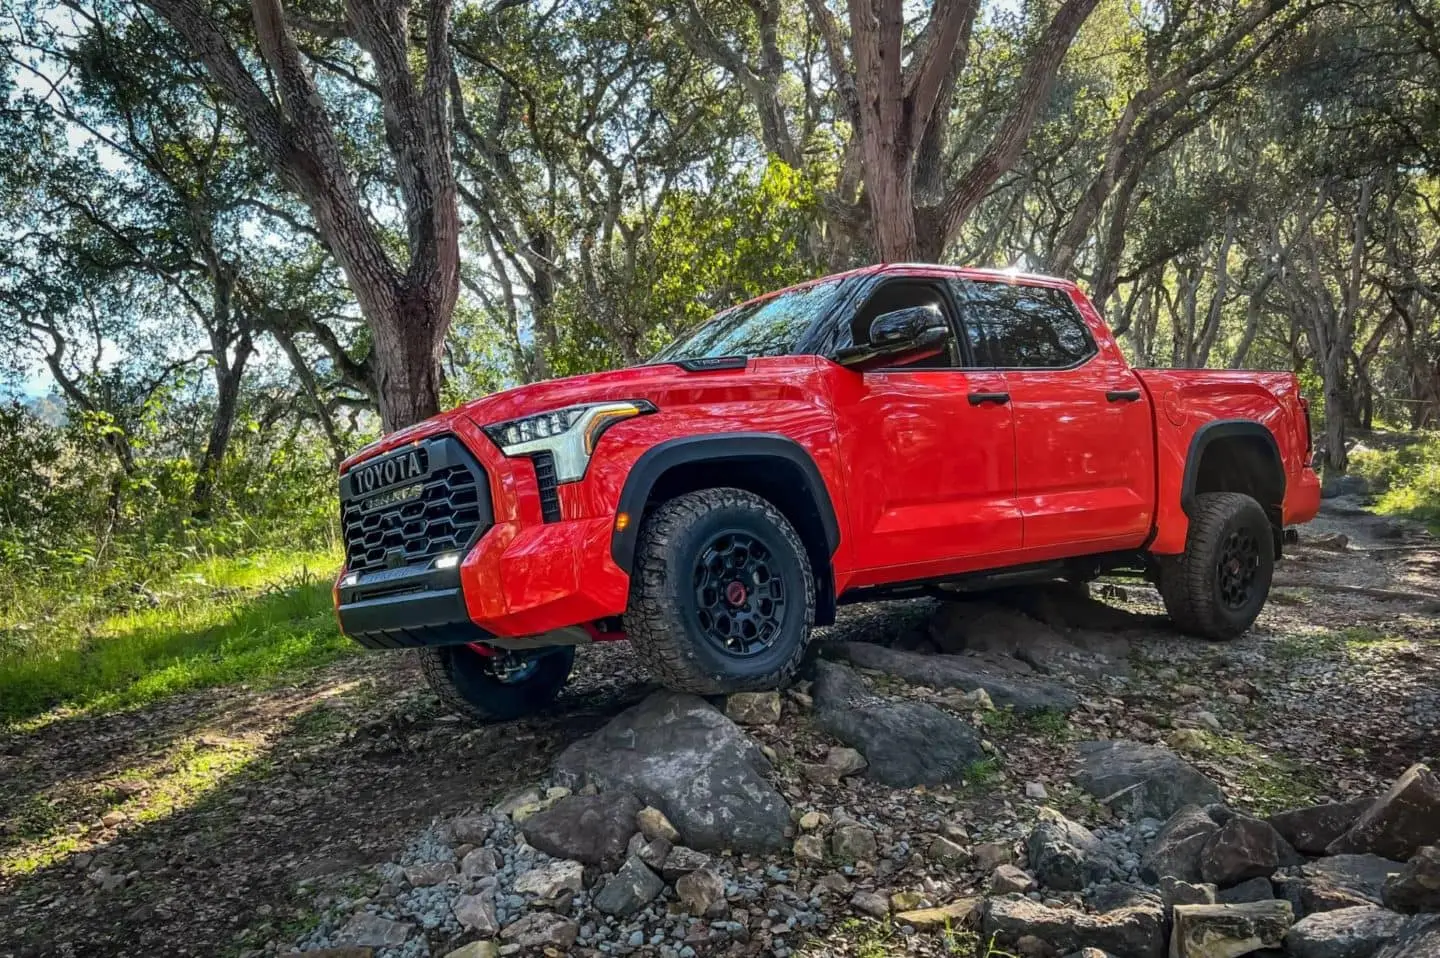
[725,581,748,606]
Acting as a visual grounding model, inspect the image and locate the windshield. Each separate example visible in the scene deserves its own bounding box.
[652,280,842,362]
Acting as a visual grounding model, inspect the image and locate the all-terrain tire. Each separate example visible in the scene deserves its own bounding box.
[626,488,815,695]
[419,645,575,722]
[1158,491,1275,641]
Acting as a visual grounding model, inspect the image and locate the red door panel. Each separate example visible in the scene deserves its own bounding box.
[830,367,1022,583]
[1005,363,1156,550]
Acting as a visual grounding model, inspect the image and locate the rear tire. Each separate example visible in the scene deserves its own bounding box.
[419,645,575,722]
[626,488,815,695]
[1158,491,1275,640]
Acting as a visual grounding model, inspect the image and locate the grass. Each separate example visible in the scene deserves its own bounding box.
[798,917,994,957]
[1349,430,1440,534]
[1181,729,1324,814]
[0,548,348,726]
[977,706,1071,739]
[1270,625,1409,664]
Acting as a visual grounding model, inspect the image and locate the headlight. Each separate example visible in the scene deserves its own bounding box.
[482,401,655,482]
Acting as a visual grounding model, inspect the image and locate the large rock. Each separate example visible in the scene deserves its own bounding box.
[1142,806,1222,883]
[551,691,789,853]
[724,692,781,726]
[452,893,499,936]
[1270,798,1373,855]
[675,866,726,916]
[1285,906,1409,958]
[1384,845,1440,914]
[1276,854,1406,917]
[1169,900,1292,957]
[1026,808,1121,891]
[1075,740,1225,821]
[592,856,663,917]
[499,912,580,950]
[518,792,643,872]
[335,914,413,947]
[810,661,985,787]
[1328,765,1440,860]
[513,860,584,899]
[1199,816,1287,886]
[983,897,1165,958]
[1374,914,1440,958]
[823,642,1079,714]
[928,594,1133,678]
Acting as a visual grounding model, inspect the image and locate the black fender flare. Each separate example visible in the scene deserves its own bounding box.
[1180,419,1285,515]
[609,432,841,573]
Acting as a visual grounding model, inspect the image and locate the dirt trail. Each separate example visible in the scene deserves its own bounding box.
[2,498,1437,957]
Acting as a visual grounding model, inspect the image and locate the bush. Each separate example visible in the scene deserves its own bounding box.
[1350,432,1440,529]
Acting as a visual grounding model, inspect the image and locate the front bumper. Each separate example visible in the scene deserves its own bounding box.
[335,416,631,649]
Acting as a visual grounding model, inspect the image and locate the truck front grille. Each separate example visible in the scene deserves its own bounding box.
[339,436,492,576]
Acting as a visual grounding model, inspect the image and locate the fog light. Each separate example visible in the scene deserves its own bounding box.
[435,553,461,570]
[341,572,359,587]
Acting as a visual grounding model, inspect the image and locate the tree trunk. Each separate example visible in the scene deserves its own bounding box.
[193,345,251,512]
[371,285,448,430]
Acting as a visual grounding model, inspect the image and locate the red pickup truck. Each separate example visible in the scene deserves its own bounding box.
[334,264,1321,721]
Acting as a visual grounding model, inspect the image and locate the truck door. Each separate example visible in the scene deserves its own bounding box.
[950,279,1156,553]
[829,277,1024,586]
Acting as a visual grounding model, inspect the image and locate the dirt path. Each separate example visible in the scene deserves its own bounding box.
[2,499,1437,958]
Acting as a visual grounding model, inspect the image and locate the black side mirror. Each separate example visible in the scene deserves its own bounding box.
[834,306,950,371]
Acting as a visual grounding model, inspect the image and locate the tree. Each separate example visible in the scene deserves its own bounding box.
[139,0,460,430]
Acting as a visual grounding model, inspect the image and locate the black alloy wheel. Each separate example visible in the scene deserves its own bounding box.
[692,530,789,658]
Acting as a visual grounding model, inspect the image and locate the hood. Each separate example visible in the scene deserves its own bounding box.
[454,363,696,428]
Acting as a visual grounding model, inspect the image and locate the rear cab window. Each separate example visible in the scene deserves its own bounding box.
[950,280,1097,369]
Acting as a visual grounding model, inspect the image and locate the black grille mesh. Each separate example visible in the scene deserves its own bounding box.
[341,443,487,575]
[532,452,562,523]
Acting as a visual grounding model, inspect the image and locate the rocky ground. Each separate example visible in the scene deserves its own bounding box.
[2,495,1439,958]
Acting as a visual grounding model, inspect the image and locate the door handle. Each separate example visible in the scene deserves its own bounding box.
[968,392,1010,406]
[1106,389,1142,403]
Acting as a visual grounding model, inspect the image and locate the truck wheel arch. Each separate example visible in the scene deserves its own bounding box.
[610,433,841,624]
[1181,419,1286,541]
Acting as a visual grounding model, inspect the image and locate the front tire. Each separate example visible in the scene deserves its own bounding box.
[420,645,575,722]
[626,488,815,695]
[1158,491,1275,640]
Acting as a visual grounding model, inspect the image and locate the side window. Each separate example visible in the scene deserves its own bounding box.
[851,281,959,368]
[952,280,1097,369]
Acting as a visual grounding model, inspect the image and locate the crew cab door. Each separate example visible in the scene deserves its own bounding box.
[950,279,1156,553]
[829,277,1023,585]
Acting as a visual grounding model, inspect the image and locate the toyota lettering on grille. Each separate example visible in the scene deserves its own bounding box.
[351,447,427,495]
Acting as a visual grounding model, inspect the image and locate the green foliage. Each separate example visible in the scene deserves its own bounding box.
[1351,432,1440,531]
[0,549,345,725]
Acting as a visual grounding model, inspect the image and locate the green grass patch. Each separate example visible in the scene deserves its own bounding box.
[0,549,348,725]
[1270,626,1408,664]
[978,706,1070,739]
[1350,431,1440,534]
[1184,731,1324,814]
[959,756,1005,795]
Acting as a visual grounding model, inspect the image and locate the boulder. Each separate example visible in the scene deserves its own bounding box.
[592,856,663,917]
[335,914,412,947]
[1161,877,1219,910]
[1169,900,1292,957]
[1321,475,1369,499]
[1328,765,1440,861]
[1217,876,1274,904]
[636,806,681,845]
[1199,816,1286,886]
[499,912,580,950]
[1085,884,1162,912]
[928,594,1133,678]
[514,860,584,899]
[659,846,711,883]
[793,835,826,864]
[1383,845,1440,914]
[452,893,499,936]
[551,691,789,853]
[975,841,1016,871]
[1373,915,1440,957]
[1276,854,1405,917]
[1286,906,1409,958]
[444,814,493,845]
[1269,798,1372,855]
[929,835,970,866]
[895,899,981,931]
[992,864,1038,895]
[831,823,878,863]
[1142,806,1222,883]
[518,792,643,872]
[810,661,986,787]
[824,642,1079,714]
[724,691,781,725]
[676,866,726,916]
[460,847,498,879]
[1075,741,1225,821]
[404,862,456,886]
[983,897,1165,958]
[1027,808,1122,891]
